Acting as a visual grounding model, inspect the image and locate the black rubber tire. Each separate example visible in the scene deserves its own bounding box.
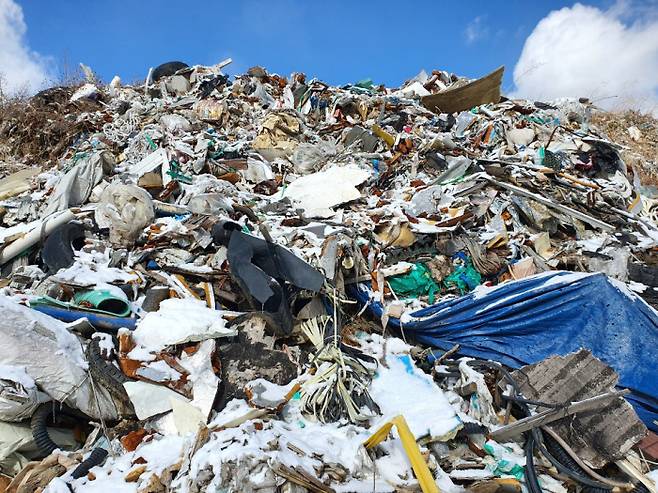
[42,221,86,273]
[543,433,612,492]
[633,483,651,493]
[86,338,133,412]
[151,61,189,81]
[30,403,60,456]
[87,338,129,385]
[460,421,487,435]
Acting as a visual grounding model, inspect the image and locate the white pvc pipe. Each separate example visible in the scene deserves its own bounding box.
[0,210,76,265]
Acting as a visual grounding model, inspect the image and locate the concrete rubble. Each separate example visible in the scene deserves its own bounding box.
[0,60,656,492]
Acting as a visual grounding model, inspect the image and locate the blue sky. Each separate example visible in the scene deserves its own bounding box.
[3,1,657,112]
[17,0,605,90]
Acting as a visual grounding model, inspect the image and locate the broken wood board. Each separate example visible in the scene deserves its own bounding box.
[422,66,504,114]
[510,349,646,468]
[271,462,335,493]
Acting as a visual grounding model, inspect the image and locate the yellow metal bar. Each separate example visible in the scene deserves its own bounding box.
[363,415,439,493]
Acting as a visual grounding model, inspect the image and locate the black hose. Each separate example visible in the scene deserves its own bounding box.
[502,394,561,409]
[70,448,108,479]
[541,432,612,490]
[525,433,542,493]
[30,403,61,457]
[465,360,543,493]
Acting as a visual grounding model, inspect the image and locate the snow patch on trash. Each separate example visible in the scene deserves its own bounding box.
[54,249,137,286]
[130,298,236,354]
[370,353,462,440]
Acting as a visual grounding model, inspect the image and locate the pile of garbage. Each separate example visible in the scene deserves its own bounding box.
[0,59,657,492]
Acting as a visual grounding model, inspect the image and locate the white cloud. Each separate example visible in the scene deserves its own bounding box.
[512,2,658,113]
[0,0,52,95]
[464,16,489,44]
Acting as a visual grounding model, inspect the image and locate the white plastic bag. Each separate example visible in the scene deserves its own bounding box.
[95,183,155,247]
[187,193,233,215]
[44,151,115,215]
[291,140,337,174]
[0,365,50,422]
[159,114,191,133]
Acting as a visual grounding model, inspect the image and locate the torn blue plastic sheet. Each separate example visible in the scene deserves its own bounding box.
[350,271,658,431]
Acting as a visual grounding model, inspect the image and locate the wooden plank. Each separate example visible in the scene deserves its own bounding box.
[422,66,504,114]
[615,458,658,493]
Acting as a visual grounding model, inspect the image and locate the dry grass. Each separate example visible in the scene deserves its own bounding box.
[0,64,99,174]
[0,84,104,168]
[592,109,658,186]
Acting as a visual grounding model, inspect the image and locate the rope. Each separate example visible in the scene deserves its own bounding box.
[88,372,113,458]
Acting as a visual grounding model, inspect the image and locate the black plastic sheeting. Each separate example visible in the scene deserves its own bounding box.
[213,221,324,334]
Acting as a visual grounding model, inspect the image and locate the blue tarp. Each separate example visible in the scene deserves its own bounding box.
[352,271,658,431]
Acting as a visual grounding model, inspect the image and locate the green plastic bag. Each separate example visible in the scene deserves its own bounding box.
[388,263,439,303]
[443,253,482,295]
